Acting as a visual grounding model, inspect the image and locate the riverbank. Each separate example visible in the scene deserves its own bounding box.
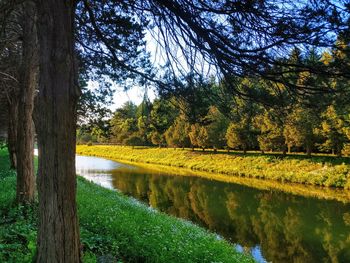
[0,149,253,263]
[76,145,350,189]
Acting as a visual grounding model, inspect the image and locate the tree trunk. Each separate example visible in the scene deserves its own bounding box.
[287,145,291,154]
[336,147,342,157]
[7,97,18,170]
[306,145,312,157]
[35,1,80,262]
[16,1,37,204]
[282,147,287,156]
[243,145,247,154]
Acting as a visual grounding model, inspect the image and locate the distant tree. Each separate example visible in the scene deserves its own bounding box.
[189,124,209,151]
[91,126,109,143]
[226,120,257,154]
[319,105,348,156]
[150,98,178,135]
[167,75,214,125]
[136,94,153,144]
[188,123,200,150]
[124,134,144,148]
[137,116,152,145]
[224,84,260,153]
[164,116,190,149]
[284,107,319,156]
[110,101,138,144]
[206,107,229,151]
[256,110,287,154]
[150,131,165,148]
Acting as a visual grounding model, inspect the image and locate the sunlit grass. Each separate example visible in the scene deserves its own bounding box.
[77,145,350,189]
[78,177,253,263]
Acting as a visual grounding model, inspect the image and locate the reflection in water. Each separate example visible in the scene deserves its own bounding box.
[76,156,350,263]
[76,155,132,189]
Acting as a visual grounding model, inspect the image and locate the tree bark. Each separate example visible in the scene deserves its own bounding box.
[7,96,18,170]
[16,1,37,204]
[282,147,287,156]
[35,0,80,262]
[306,145,312,157]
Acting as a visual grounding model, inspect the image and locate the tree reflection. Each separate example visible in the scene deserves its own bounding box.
[110,166,350,263]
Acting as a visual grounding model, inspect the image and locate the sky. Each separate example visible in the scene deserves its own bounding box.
[87,31,161,111]
[110,82,156,111]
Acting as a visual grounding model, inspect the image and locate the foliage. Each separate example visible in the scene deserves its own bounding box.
[226,123,256,153]
[284,106,319,155]
[318,105,348,156]
[150,131,164,147]
[255,109,287,152]
[110,101,138,144]
[123,134,144,147]
[149,98,178,135]
[189,124,210,150]
[80,43,350,155]
[206,107,229,149]
[164,116,190,148]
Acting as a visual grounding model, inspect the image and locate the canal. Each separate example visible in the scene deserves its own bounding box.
[76,155,350,263]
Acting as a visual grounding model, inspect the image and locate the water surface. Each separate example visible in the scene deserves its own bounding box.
[76,155,350,263]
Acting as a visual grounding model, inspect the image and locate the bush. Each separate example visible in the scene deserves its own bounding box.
[123,135,144,147]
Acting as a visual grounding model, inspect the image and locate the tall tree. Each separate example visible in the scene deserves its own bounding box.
[319,105,348,156]
[110,101,138,143]
[284,107,319,156]
[256,109,287,154]
[165,115,190,149]
[206,106,229,150]
[0,2,21,170]
[34,0,80,261]
[149,98,177,142]
[16,1,37,203]
[6,88,18,169]
[189,123,210,151]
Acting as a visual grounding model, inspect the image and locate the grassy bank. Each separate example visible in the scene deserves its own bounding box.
[0,149,253,263]
[77,145,350,189]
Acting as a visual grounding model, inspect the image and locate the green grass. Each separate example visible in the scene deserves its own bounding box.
[0,149,253,263]
[77,145,350,189]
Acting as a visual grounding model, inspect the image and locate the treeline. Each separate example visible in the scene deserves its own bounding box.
[78,46,350,156]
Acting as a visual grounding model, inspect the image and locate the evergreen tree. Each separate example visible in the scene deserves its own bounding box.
[319,105,348,156]
[256,109,287,154]
[189,123,210,151]
[150,131,165,148]
[164,116,190,149]
[197,126,210,151]
[150,98,178,136]
[284,107,319,156]
[206,107,229,151]
[110,101,138,144]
